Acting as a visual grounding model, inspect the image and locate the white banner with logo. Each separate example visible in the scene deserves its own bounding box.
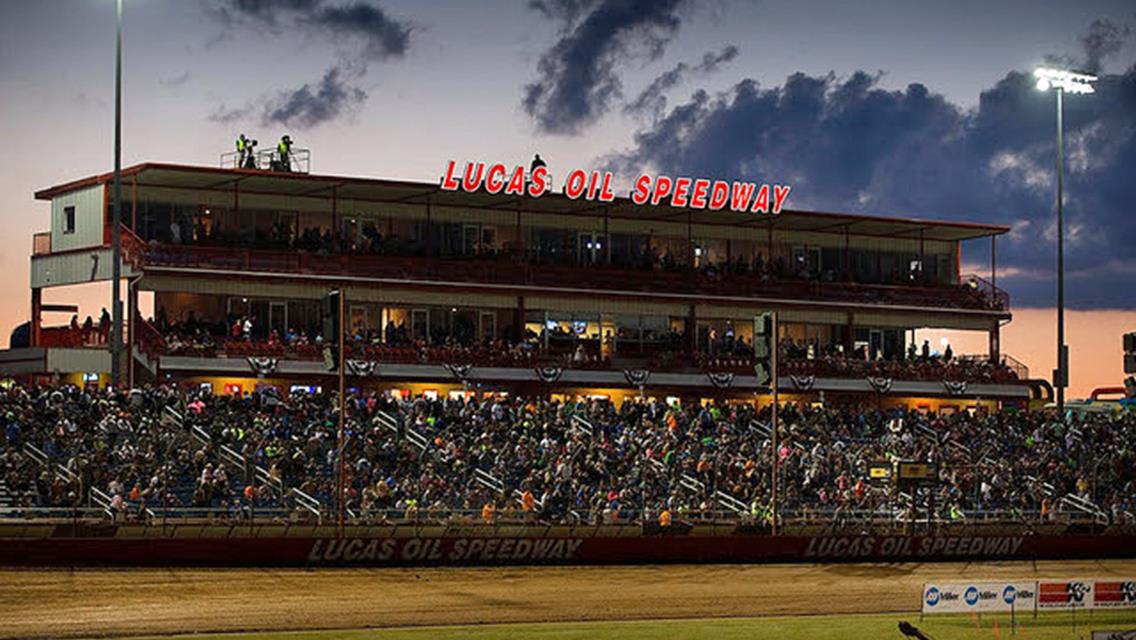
[1092,580,1136,609]
[1038,579,1095,609]
[922,582,1037,614]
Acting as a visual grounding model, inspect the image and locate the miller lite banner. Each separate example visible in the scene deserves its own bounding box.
[921,582,1037,614]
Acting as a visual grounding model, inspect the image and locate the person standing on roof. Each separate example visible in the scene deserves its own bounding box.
[276,135,293,172]
[530,153,546,172]
[236,134,255,169]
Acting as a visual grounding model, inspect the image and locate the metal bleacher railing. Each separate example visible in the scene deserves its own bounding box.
[219,146,311,174]
[162,405,323,521]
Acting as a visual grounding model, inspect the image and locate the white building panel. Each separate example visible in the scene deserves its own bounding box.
[51,184,105,252]
[45,348,111,374]
[31,248,138,289]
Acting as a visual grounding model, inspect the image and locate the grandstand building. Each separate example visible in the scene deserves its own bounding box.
[1,161,1027,410]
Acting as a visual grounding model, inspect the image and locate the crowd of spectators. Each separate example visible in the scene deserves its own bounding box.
[143,308,1019,384]
[3,384,1132,529]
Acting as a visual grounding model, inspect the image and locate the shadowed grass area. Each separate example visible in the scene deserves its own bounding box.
[108,610,1136,640]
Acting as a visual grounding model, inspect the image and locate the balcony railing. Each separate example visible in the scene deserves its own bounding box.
[155,335,1022,385]
[38,325,108,349]
[141,244,1010,312]
[219,146,311,174]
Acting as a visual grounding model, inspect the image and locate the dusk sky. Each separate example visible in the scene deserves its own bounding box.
[1,0,1134,396]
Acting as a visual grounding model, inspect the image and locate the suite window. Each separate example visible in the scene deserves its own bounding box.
[63,206,76,234]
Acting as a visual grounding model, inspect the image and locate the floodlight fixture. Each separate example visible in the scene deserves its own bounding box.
[1034,67,1097,94]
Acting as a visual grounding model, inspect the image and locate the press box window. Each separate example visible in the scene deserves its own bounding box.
[63,206,76,234]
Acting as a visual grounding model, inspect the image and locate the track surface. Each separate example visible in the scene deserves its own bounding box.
[2,559,1134,640]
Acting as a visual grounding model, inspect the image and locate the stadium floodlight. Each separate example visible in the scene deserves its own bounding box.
[1034,67,1097,94]
[1034,67,1096,417]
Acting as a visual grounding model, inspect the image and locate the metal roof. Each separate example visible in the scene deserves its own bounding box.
[35,162,1010,241]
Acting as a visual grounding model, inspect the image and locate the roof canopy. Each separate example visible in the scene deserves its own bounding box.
[36,163,1009,242]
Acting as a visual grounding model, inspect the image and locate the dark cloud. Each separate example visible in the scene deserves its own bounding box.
[262,65,367,129]
[623,44,738,119]
[528,0,596,23]
[1080,18,1130,73]
[308,3,411,60]
[208,104,252,125]
[223,0,323,22]
[523,0,690,135]
[221,0,411,57]
[160,72,191,88]
[218,0,322,26]
[210,1,409,127]
[604,63,1136,309]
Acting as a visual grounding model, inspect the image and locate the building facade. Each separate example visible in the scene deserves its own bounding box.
[5,162,1027,411]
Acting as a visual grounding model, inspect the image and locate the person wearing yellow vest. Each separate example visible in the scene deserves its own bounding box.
[236,134,249,168]
[235,134,257,169]
[276,135,293,172]
[481,501,496,524]
[658,509,672,527]
[521,489,535,513]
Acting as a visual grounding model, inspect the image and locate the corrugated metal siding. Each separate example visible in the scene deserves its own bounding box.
[140,275,516,308]
[430,206,516,227]
[695,304,771,320]
[607,217,687,236]
[345,287,516,308]
[52,185,104,252]
[31,248,139,289]
[141,275,327,300]
[776,309,851,324]
[526,295,687,316]
[46,348,111,374]
[852,311,994,331]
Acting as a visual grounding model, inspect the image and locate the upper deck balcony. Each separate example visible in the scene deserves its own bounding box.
[33,163,1011,314]
[139,241,1008,313]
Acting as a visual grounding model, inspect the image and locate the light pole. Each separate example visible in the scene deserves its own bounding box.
[1033,67,1096,417]
[110,0,124,388]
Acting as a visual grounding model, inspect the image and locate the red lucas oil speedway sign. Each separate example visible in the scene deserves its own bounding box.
[802,535,1025,559]
[307,537,585,565]
[440,160,791,215]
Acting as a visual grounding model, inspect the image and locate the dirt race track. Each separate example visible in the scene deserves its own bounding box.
[2,559,1135,640]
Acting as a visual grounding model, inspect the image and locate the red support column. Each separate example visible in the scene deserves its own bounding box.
[513,296,525,345]
[991,235,997,289]
[989,322,1001,365]
[30,288,42,347]
[687,304,697,355]
[127,280,137,388]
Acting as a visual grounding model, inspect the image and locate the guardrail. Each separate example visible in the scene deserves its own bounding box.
[1,506,1131,534]
[219,147,311,174]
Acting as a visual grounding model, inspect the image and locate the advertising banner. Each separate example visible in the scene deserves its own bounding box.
[0,532,1133,567]
[1093,581,1136,609]
[921,582,1037,614]
[1038,580,1095,609]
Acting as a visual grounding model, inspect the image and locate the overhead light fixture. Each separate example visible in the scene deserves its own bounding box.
[1034,67,1097,94]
